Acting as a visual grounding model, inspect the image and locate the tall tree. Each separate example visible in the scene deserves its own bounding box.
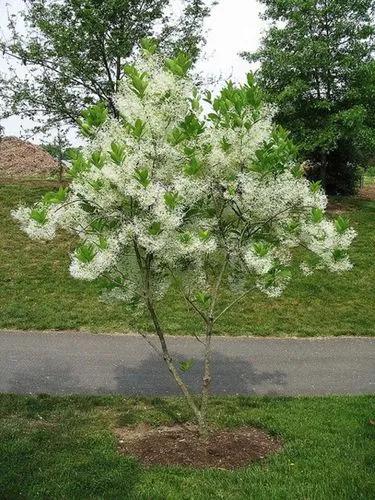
[243,0,375,194]
[0,0,213,135]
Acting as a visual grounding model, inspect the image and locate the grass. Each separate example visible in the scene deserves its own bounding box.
[0,394,374,499]
[0,182,374,336]
[363,167,375,185]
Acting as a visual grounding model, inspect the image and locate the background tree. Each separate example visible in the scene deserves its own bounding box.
[41,129,81,184]
[13,42,355,433]
[243,0,375,194]
[0,0,213,135]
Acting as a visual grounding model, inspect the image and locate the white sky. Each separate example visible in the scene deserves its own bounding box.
[0,0,265,142]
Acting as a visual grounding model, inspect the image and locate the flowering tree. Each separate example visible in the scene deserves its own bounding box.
[13,40,355,433]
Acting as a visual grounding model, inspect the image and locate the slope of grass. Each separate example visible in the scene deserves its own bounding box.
[0,182,374,336]
[0,394,374,499]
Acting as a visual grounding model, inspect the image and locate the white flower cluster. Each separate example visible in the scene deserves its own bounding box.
[12,204,62,240]
[301,220,356,273]
[12,44,355,306]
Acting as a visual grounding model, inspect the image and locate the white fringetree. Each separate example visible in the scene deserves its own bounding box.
[13,40,355,433]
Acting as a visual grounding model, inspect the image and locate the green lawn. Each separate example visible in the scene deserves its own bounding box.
[0,394,374,499]
[1,182,374,336]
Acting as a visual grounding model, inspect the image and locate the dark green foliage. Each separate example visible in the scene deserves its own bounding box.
[244,0,375,195]
[0,0,213,134]
[309,139,364,195]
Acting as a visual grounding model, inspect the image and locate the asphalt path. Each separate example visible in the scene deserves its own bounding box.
[0,330,374,396]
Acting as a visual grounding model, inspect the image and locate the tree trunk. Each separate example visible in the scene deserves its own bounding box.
[139,248,203,427]
[320,151,328,190]
[200,319,213,435]
[145,295,203,426]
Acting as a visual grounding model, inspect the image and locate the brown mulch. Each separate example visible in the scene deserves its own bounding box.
[326,201,350,214]
[115,423,282,469]
[359,184,375,200]
[326,184,375,214]
[0,136,58,178]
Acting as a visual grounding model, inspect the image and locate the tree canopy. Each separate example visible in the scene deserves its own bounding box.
[243,0,375,194]
[0,0,213,134]
[13,41,355,430]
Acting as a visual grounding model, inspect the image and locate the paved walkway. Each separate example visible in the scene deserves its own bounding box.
[0,331,374,396]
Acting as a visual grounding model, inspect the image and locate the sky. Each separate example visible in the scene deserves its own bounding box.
[0,0,265,142]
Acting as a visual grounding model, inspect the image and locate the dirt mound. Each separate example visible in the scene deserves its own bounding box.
[116,423,282,469]
[0,136,58,178]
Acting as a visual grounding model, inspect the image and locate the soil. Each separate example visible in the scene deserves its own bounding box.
[359,184,375,200]
[326,201,351,214]
[327,183,375,213]
[115,423,282,469]
[0,136,58,178]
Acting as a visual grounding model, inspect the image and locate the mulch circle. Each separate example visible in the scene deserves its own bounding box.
[115,423,282,469]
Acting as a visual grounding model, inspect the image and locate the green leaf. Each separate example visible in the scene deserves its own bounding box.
[167,128,185,146]
[184,157,202,176]
[179,232,192,244]
[179,113,205,139]
[75,243,96,263]
[109,142,126,165]
[179,359,194,372]
[42,186,68,205]
[310,180,322,194]
[253,241,270,257]
[335,216,350,234]
[195,291,211,306]
[79,102,108,137]
[291,164,303,178]
[220,137,232,152]
[207,113,220,123]
[131,118,146,140]
[263,266,291,287]
[190,96,200,111]
[332,248,347,261]
[250,126,298,176]
[134,168,150,188]
[198,229,210,241]
[204,91,212,103]
[90,151,105,169]
[88,179,104,191]
[164,191,180,209]
[98,236,108,250]
[311,207,324,223]
[124,65,149,98]
[30,208,48,225]
[148,222,161,236]
[285,220,300,234]
[90,218,108,233]
[69,153,90,178]
[165,52,192,77]
[140,37,158,54]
